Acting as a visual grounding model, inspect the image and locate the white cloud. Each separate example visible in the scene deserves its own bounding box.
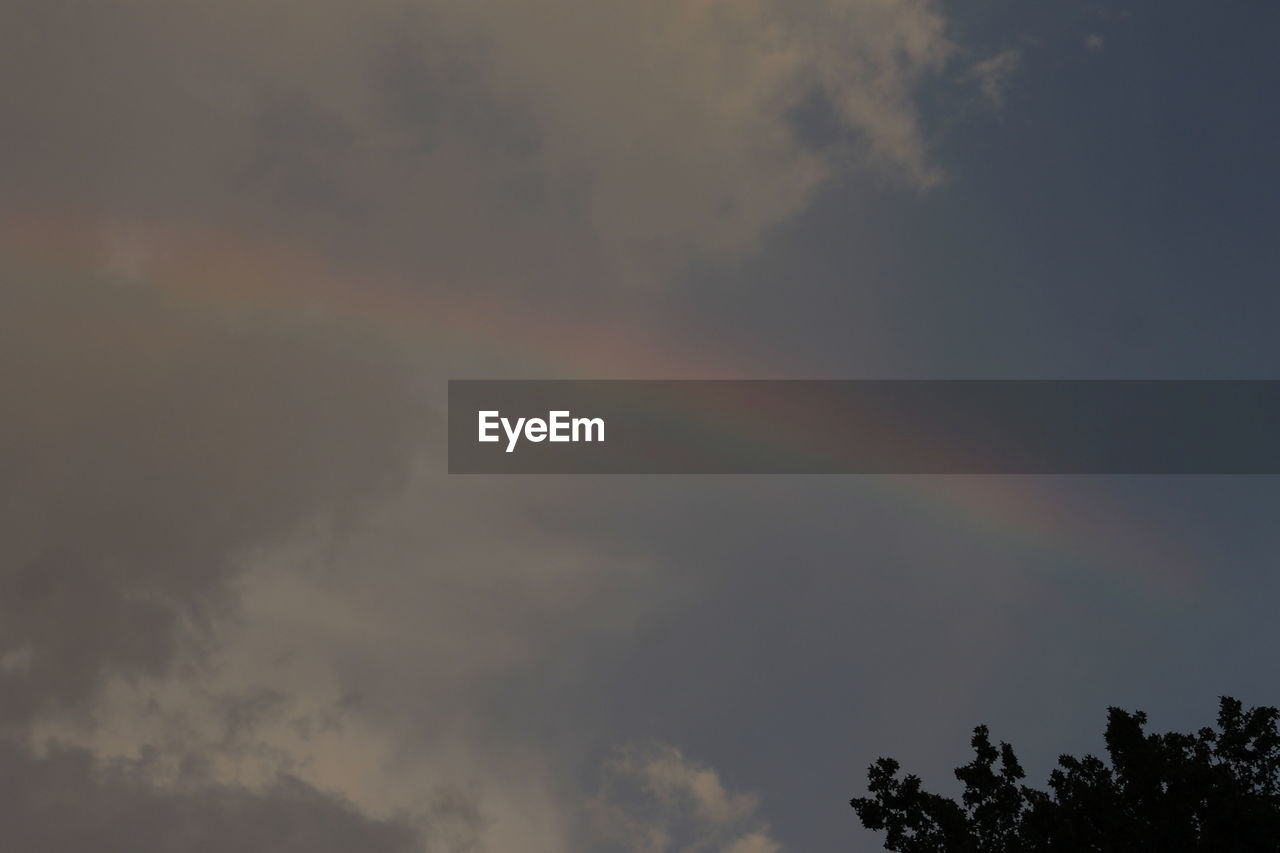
[966,49,1022,108]
[590,744,782,852]
[721,833,783,853]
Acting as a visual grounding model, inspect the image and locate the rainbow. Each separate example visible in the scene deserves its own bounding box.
[1,209,1205,602]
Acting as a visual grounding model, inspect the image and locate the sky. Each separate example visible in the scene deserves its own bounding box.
[2,1,1280,850]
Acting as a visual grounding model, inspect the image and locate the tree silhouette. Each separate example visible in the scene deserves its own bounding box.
[851,697,1280,851]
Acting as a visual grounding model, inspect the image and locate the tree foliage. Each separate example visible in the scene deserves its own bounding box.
[851,697,1280,851]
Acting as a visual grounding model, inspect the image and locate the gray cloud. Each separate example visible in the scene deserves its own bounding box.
[0,2,1107,851]
[589,743,781,853]
[1,0,960,284]
[0,265,425,725]
[0,740,423,853]
[0,263,444,848]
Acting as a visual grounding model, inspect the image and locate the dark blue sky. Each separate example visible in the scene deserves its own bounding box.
[625,3,1280,847]
[674,1,1280,381]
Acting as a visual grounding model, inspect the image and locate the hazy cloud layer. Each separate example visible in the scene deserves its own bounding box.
[0,265,446,849]
[2,0,959,281]
[0,270,426,725]
[0,263,728,850]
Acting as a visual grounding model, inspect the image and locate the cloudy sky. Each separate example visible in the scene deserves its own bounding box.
[3,1,1280,850]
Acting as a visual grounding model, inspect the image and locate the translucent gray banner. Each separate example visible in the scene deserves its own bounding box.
[448,380,1280,474]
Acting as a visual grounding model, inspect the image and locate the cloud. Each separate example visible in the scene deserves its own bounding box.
[426,0,954,257]
[0,262,671,849]
[0,267,441,847]
[966,49,1022,108]
[0,270,426,726]
[721,834,783,853]
[0,259,694,852]
[1,0,958,278]
[590,744,782,852]
[0,2,1009,850]
[18,465,683,852]
[0,740,422,853]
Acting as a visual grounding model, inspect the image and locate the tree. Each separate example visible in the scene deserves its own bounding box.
[851,697,1280,852]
